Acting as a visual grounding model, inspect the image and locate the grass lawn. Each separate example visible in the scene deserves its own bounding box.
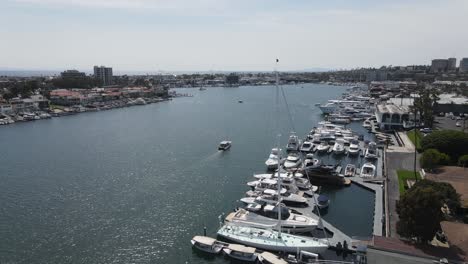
[407,130,422,149]
[397,170,421,196]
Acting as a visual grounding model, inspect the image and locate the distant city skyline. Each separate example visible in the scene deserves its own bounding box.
[1,0,467,71]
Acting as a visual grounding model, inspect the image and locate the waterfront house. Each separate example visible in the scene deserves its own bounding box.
[0,104,13,114]
[30,95,50,110]
[375,103,413,130]
[10,98,37,113]
[50,89,82,106]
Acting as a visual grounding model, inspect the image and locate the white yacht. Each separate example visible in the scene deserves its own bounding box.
[344,164,356,177]
[361,163,376,178]
[299,141,314,152]
[303,153,319,168]
[253,173,275,180]
[222,244,258,262]
[248,180,288,193]
[241,191,307,207]
[217,224,329,254]
[364,142,378,159]
[265,148,282,170]
[316,142,329,153]
[328,115,350,124]
[286,133,301,152]
[348,139,360,155]
[283,154,302,169]
[225,206,318,233]
[332,138,345,154]
[190,236,226,254]
[262,189,308,206]
[318,102,337,114]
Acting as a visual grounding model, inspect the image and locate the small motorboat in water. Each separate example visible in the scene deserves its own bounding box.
[332,138,345,155]
[299,141,314,152]
[316,195,330,209]
[316,141,329,153]
[360,163,376,178]
[344,164,356,177]
[258,251,288,264]
[348,139,360,155]
[218,141,232,151]
[191,236,226,254]
[286,132,301,152]
[222,244,258,262]
[364,142,378,159]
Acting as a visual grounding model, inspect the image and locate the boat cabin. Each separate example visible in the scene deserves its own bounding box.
[218,141,232,150]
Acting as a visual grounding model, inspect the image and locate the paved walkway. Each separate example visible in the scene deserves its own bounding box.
[386,134,419,238]
[386,132,415,153]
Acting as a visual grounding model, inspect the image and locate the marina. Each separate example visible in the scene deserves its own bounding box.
[189,80,387,262]
[0,84,377,264]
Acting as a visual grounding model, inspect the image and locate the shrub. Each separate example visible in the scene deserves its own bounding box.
[420,149,451,171]
[439,153,450,165]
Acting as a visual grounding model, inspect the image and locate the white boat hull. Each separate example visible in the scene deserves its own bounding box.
[217,226,328,254]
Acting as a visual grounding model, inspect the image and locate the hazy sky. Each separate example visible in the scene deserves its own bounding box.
[1,0,467,72]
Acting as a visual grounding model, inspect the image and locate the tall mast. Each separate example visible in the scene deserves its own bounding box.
[275,59,282,238]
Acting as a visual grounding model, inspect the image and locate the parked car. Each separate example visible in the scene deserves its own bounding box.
[420,128,432,133]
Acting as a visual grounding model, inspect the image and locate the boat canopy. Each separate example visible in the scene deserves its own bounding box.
[317,195,329,203]
[228,244,256,254]
[259,252,288,264]
[193,236,216,246]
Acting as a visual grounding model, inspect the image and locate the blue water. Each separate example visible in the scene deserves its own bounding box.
[0,84,373,264]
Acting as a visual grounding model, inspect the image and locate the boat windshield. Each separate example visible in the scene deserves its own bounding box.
[264,206,290,220]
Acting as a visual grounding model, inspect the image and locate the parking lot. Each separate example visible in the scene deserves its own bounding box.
[434,116,467,132]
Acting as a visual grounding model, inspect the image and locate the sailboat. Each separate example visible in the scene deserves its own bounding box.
[217,59,329,254]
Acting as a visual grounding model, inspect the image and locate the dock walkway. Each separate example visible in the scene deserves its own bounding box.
[349,176,383,237]
[295,196,356,249]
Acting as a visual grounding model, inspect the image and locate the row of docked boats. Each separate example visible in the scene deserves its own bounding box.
[209,69,330,260]
[193,74,369,263]
[191,235,320,263]
[317,87,375,126]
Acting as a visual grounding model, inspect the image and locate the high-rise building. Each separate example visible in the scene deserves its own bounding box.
[460,58,468,73]
[61,70,86,79]
[447,58,457,71]
[93,66,113,86]
[430,59,448,73]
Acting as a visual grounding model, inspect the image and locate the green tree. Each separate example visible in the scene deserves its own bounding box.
[458,154,468,167]
[396,182,443,242]
[411,86,440,128]
[411,180,461,213]
[421,130,468,162]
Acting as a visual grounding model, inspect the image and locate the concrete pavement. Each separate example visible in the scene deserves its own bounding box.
[385,132,420,238]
